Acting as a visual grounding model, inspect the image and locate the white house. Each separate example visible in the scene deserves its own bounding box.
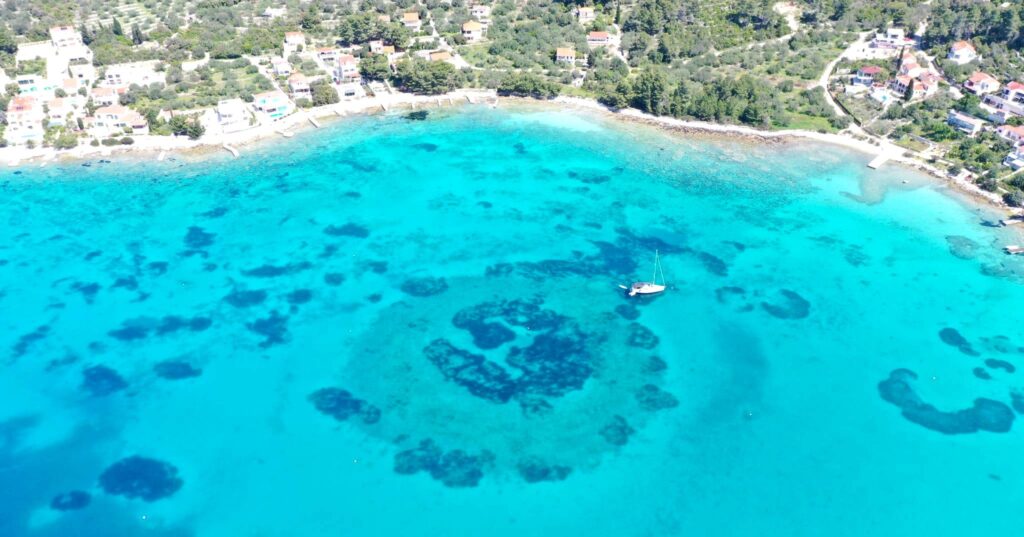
[216,98,250,132]
[852,65,882,86]
[334,54,359,83]
[285,32,305,48]
[91,105,149,136]
[965,71,1000,95]
[103,61,163,89]
[1002,81,1024,103]
[871,27,914,49]
[317,47,341,63]
[471,5,492,25]
[587,31,610,47]
[49,26,83,49]
[898,54,924,78]
[947,110,985,136]
[996,124,1024,144]
[14,75,55,97]
[462,21,484,43]
[44,97,75,127]
[253,90,294,120]
[4,96,45,145]
[1003,145,1024,170]
[575,6,595,24]
[69,62,96,86]
[90,87,119,107]
[271,58,292,77]
[948,41,977,65]
[288,73,312,98]
[556,47,576,65]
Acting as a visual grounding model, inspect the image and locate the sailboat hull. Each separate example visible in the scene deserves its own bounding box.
[628,283,666,297]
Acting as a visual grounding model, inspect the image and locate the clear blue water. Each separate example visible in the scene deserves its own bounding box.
[2,105,1024,537]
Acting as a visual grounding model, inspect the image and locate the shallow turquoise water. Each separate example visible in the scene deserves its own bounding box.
[2,106,1024,536]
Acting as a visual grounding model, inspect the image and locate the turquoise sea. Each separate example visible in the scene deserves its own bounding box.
[2,105,1024,536]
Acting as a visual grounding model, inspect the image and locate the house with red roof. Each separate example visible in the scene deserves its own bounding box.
[947,41,977,65]
[965,71,1000,95]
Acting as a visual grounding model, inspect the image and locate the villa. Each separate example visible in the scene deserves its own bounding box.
[103,61,163,90]
[556,47,577,65]
[871,27,914,50]
[253,90,295,120]
[575,6,595,24]
[369,40,385,54]
[403,12,422,32]
[852,65,882,86]
[965,71,1000,94]
[948,41,977,65]
[91,105,149,136]
[288,73,312,98]
[216,98,250,132]
[462,21,484,43]
[271,58,292,77]
[334,55,360,83]
[947,110,985,136]
[587,31,610,47]
[4,96,45,145]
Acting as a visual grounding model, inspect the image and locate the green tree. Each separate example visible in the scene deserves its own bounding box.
[497,73,561,98]
[631,68,669,115]
[0,27,16,55]
[359,54,392,81]
[394,59,462,95]
[131,23,144,45]
[311,82,340,106]
[112,18,124,37]
[301,5,322,30]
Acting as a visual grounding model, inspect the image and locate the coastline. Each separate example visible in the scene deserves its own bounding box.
[3,89,1019,217]
[0,89,496,168]
[540,95,1017,213]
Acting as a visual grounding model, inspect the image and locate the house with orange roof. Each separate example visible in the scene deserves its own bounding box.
[965,71,1000,94]
[948,41,977,65]
[556,47,577,65]
[996,124,1024,144]
[462,21,484,43]
[317,47,341,63]
[587,31,610,47]
[45,98,75,127]
[403,12,422,32]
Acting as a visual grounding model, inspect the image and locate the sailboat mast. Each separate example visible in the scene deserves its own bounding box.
[653,250,659,284]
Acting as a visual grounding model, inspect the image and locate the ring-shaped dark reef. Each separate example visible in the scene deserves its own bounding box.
[98,456,183,502]
[425,298,595,405]
[938,327,979,356]
[878,369,1014,434]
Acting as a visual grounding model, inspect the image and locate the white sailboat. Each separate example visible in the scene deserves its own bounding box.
[622,250,667,297]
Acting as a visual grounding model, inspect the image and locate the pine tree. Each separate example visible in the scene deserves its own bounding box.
[903,79,915,102]
[131,23,144,45]
[112,18,123,37]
